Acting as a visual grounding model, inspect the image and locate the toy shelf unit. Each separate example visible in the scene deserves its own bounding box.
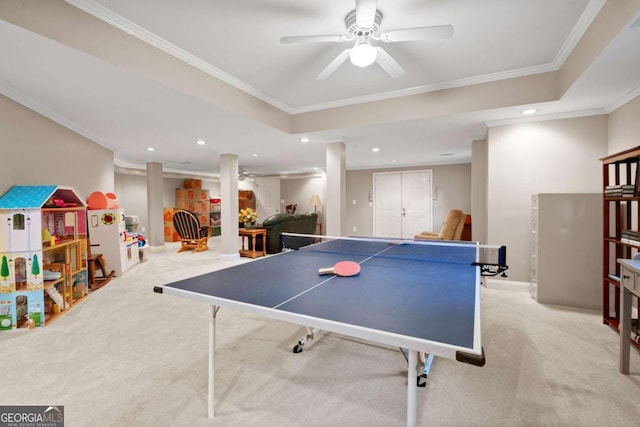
[42,239,89,324]
[601,146,640,351]
[88,209,139,277]
[0,185,88,330]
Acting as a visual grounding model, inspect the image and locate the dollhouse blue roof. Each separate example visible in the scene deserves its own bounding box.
[0,185,85,209]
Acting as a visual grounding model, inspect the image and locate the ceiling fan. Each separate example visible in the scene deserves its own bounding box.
[280,0,454,80]
[238,166,254,181]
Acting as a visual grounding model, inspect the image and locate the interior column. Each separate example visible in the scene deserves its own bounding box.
[325,142,346,236]
[471,138,487,243]
[219,153,240,258]
[146,161,164,249]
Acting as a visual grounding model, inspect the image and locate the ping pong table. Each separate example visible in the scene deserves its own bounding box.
[154,235,502,426]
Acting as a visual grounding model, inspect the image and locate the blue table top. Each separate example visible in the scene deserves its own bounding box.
[160,238,481,355]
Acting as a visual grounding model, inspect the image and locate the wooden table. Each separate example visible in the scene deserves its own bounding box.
[618,258,640,374]
[239,228,267,258]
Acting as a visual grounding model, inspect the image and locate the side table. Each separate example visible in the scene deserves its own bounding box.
[239,228,267,258]
[618,258,640,374]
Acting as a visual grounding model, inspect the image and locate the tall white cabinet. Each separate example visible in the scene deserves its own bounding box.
[530,193,601,309]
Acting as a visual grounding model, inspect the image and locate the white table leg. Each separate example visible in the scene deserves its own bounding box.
[407,349,418,427]
[208,305,218,418]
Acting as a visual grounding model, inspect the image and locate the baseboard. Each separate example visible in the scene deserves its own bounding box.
[484,278,530,292]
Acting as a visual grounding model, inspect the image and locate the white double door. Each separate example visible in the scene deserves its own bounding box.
[373,170,432,238]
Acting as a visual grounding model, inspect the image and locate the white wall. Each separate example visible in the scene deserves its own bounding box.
[608,94,640,154]
[280,175,324,214]
[114,167,470,239]
[346,164,471,237]
[113,173,148,231]
[0,95,114,197]
[114,173,222,233]
[487,115,608,282]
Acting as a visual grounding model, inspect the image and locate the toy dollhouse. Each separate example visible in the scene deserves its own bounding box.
[0,185,88,330]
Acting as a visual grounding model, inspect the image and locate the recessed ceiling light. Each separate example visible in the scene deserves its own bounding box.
[300,137,309,143]
[196,139,206,145]
[252,153,259,157]
[372,148,380,153]
[521,108,537,115]
[147,147,155,152]
[391,160,397,163]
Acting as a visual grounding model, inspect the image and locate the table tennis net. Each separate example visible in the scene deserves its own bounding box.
[281,233,507,275]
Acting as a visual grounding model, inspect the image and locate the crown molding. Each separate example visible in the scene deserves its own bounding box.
[552,0,607,67]
[114,161,221,179]
[289,63,557,114]
[65,0,291,113]
[66,0,604,116]
[484,82,640,128]
[0,81,114,150]
[606,85,640,113]
[485,108,607,128]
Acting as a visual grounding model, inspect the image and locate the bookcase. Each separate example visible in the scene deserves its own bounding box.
[601,146,640,349]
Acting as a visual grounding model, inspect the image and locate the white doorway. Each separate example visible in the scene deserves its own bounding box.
[373,170,432,238]
[254,177,281,222]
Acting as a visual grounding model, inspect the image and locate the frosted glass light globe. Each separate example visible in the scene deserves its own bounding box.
[350,41,377,67]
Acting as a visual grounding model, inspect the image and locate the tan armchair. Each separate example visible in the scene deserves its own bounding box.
[415,209,467,240]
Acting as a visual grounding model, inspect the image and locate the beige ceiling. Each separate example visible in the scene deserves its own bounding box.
[1,0,639,176]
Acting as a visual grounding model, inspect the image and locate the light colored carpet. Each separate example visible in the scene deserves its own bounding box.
[1,238,639,426]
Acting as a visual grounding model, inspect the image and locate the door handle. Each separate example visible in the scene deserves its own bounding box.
[402,208,406,217]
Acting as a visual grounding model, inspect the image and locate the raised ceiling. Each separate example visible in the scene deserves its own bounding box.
[1,0,639,176]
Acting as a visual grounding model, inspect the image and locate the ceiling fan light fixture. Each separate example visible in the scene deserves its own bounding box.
[350,40,377,67]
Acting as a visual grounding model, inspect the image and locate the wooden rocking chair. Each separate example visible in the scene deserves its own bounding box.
[172,210,210,253]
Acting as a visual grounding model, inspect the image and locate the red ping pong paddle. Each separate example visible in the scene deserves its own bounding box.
[318,260,361,277]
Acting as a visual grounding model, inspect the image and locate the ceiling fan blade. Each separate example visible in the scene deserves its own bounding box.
[380,25,454,42]
[316,49,351,80]
[280,35,348,44]
[375,47,405,78]
[355,0,377,28]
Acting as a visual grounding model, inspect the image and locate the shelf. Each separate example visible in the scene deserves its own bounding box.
[601,146,640,164]
[70,294,88,307]
[43,311,62,326]
[41,238,87,327]
[43,278,64,289]
[42,238,85,251]
[605,276,621,286]
[602,146,640,348]
[70,268,87,277]
[604,196,640,202]
[41,207,85,213]
[605,317,640,352]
